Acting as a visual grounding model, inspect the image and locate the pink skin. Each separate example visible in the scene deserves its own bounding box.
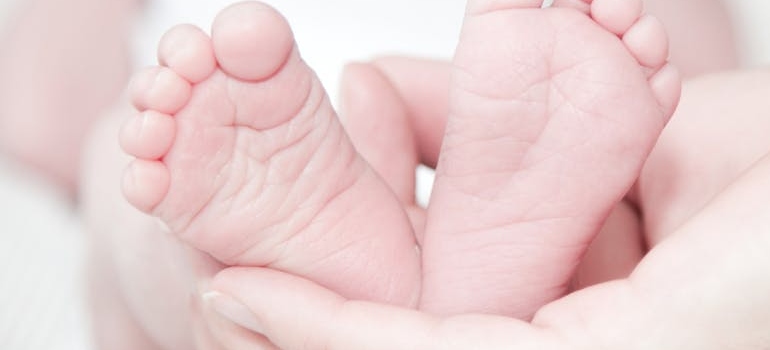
[108,0,680,346]
[0,0,732,196]
[201,66,770,350]
[0,0,739,347]
[83,50,431,350]
[418,0,679,319]
[202,58,770,350]
[338,63,428,235]
[120,2,421,307]
[342,0,737,294]
[82,108,205,350]
[203,74,770,343]
[334,0,736,293]
[644,0,738,78]
[78,0,746,347]
[91,68,770,350]
[120,0,680,326]
[640,69,770,246]
[0,0,136,193]
[207,153,770,349]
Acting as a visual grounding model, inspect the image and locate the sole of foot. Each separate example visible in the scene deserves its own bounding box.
[120,1,420,306]
[420,0,681,318]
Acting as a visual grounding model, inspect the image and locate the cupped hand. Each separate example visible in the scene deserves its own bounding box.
[201,59,770,349]
[206,147,770,349]
[88,57,770,349]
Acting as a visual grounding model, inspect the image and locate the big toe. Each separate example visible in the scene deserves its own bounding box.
[211,1,294,81]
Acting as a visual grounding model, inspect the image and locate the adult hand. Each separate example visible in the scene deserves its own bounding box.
[206,147,770,349]
[198,58,770,349]
[86,58,770,350]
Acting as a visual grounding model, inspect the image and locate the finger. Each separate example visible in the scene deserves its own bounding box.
[190,254,245,350]
[201,302,279,350]
[571,200,645,290]
[371,56,452,168]
[339,62,419,205]
[362,56,646,306]
[531,153,770,349]
[638,71,770,246]
[208,267,567,350]
[191,306,229,350]
[339,61,430,240]
[209,155,770,349]
[627,152,770,345]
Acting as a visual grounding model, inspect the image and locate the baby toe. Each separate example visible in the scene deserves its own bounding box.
[158,24,217,83]
[130,66,191,114]
[623,14,669,69]
[119,110,176,160]
[590,0,643,35]
[122,159,170,213]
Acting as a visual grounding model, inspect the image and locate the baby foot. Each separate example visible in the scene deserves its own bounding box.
[120,1,420,305]
[420,0,681,318]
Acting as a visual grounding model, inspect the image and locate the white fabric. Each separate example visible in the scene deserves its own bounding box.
[0,159,91,350]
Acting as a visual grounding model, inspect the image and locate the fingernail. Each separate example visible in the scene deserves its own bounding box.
[203,291,265,334]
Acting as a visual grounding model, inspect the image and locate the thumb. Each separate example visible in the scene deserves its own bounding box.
[205,267,568,350]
